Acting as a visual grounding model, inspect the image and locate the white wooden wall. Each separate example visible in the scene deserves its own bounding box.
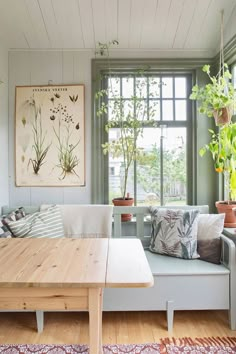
[0,44,9,208]
[8,50,93,206]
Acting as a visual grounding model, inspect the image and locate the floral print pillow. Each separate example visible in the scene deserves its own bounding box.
[149,208,200,259]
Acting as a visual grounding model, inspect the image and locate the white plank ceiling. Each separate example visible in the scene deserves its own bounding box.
[0,0,235,57]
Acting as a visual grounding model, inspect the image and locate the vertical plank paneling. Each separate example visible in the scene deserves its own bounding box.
[140,0,158,48]
[105,0,118,43]
[92,0,106,44]
[0,0,28,49]
[24,0,51,48]
[118,0,131,48]
[63,51,92,204]
[159,0,185,49]
[8,52,31,206]
[39,0,61,49]
[29,51,64,205]
[78,0,95,49]
[51,0,84,48]
[152,0,172,49]
[184,0,212,49]
[128,0,146,48]
[172,0,198,49]
[0,45,9,207]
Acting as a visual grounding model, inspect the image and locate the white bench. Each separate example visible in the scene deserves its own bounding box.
[103,205,236,332]
[1,204,236,332]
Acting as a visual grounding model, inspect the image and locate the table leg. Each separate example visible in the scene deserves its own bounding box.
[89,288,103,354]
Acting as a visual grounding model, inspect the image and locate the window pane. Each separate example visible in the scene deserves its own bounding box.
[108,128,134,202]
[149,100,160,121]
[162,100,173,120]
[136,77,147,98]
[175,100,187,121]
[149,77,160,98]
[162,77,173,98]
[122,77,134,98]
[108,77,120,98]
[175,77,187,98]
[136,128,161,206]
[163,128,186,205]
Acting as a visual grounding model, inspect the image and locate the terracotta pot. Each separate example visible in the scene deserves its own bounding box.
[112,197,134,222]
[213,107,232,126]
[215,201,236,227]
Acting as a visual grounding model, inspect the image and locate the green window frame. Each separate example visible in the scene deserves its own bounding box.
[92,59,197,205]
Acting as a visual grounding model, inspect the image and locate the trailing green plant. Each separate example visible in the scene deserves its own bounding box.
[199,122,236,201]
[190,63,236,118]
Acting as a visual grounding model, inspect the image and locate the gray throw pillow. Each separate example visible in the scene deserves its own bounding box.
[7,205,64,238]
[197,238,221,264]
[149,208,200,259]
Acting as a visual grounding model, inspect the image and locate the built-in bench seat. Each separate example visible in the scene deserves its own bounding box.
[1,204,236,332]
[103,205,236,332]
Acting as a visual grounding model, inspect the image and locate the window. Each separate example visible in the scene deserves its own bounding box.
[93,64,194,206]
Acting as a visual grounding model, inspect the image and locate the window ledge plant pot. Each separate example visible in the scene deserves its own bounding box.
[215,201,236,227]
[112,197,134,222]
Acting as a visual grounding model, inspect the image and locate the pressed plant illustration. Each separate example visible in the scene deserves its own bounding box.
[50,98,80,180]
[23,95,51,174]
[15,85,85,187]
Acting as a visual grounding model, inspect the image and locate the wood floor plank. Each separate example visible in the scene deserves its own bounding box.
[0,310,234,344]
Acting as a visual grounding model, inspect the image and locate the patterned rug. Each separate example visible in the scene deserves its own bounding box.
[0,337,236,353]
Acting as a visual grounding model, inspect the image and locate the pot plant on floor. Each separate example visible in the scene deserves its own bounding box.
[200,122,236,227]
[190,64,235,126]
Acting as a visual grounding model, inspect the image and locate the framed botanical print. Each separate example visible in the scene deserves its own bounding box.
[15,84,85,186]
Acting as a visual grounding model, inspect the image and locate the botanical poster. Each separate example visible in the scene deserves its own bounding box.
[15,85,85,186]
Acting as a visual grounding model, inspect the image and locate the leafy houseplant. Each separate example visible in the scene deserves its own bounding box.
[200,122,236,227]
[190,64,235,126]
[96,77,152,203]
[95,41,156,218]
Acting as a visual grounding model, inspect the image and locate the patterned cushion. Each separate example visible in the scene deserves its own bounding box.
[0,220,12,238]
[6,205,64,238]
[149,208,200,259]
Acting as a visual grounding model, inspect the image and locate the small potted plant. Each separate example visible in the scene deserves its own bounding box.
[199,122,236,227]
[190,64,235,126]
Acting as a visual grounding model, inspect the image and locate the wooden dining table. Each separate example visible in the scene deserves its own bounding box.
[0,237,153,354]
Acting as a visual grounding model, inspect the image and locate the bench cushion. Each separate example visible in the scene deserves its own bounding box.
[145,250,230,276]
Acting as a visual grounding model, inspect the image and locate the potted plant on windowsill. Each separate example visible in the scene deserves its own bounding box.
[96,77,154,221]
[190,64,235,126]
[199,122,236,227]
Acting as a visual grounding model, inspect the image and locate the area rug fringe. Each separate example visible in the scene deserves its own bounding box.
[160,336,236,346]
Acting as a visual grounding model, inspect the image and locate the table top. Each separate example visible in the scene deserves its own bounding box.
[0,238,153,289]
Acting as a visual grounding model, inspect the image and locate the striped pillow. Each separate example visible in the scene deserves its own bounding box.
[7,205,64,238]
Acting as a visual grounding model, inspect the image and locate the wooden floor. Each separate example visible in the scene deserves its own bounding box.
[0,310,235,344]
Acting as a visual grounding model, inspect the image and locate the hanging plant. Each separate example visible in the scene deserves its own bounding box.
[189,63,235,126]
